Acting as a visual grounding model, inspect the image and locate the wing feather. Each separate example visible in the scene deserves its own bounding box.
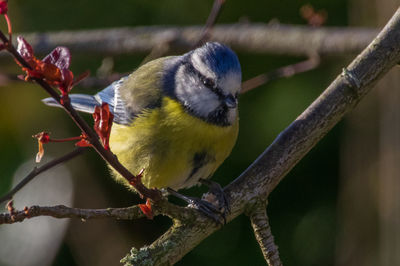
[42,56,180,125]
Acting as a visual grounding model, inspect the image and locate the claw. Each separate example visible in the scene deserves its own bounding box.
[199,178,230,215]
[189,197,226,224]
[166,187,226,224]
[166,180,230,225]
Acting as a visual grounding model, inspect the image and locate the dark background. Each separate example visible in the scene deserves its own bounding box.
[0,0,393,265]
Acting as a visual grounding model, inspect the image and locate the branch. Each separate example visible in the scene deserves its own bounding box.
[0,71,125,89]
[3,53,320,93]
[192,0,225,48]
[122,7,400,265]
[4,24,378,57]
[140,0,225,65]
[0,30,161,201]
[0,147,86,204]
[249,201,282,266]
[0,204,143,224]
[0,198,202,225]
[241,54,320,94]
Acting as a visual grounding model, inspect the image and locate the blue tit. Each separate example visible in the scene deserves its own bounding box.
[43,42,242,192]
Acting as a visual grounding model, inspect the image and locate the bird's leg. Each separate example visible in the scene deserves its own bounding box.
[166,187,226,224]
[199,178,230,215]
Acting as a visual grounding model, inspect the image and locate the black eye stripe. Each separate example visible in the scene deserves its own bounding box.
[183,61,224,97]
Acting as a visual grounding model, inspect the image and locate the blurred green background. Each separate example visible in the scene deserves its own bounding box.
[0,0,395,265]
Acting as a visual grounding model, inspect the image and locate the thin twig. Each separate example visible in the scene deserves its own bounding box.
[1,54,320,94]
[241,54,320,94]
[192,0,225,48]
[0,72,124,89]
[0,30,161,201]
[140,0,225,65]
[249,201,282,266]
[0,204,144,224]
[0,197,199,225]
[0,147,86,204]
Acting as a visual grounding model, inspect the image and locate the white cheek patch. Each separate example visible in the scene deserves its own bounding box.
[175,66,220,118]
[190,90,220,118]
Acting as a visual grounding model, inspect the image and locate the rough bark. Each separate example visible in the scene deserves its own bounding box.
[121,8,400,266]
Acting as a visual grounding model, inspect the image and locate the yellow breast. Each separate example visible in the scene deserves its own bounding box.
[109,97,239,190]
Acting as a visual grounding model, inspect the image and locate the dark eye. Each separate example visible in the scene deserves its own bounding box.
[203,78,215,89]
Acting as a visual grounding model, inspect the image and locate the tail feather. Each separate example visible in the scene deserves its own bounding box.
[42,94,100,114]
[42,77,132,125]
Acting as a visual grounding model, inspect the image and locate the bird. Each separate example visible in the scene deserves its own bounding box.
[43,42,242,216]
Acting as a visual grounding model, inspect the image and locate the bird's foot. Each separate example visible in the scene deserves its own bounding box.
[199,178,230,215]
[166,187,227,224]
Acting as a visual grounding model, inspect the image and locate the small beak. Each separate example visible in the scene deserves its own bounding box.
[224,94,237,108]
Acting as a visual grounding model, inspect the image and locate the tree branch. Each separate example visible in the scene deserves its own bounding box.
[0,147,86,204]
[241,54,320,94]
[2,53,320,93]
[121,7,400,265]
[192,0,225,48]
[0,204,144,224]
[0,197,203,226]
[0,30,161,201]
[4,24,378,57]
[1,7,398,266]
[249,201,282,266]
[139,0,225,66]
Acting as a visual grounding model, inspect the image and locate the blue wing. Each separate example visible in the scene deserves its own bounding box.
[42,77,133,125]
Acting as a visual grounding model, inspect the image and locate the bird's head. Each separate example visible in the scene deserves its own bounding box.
[173,42,242,126]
